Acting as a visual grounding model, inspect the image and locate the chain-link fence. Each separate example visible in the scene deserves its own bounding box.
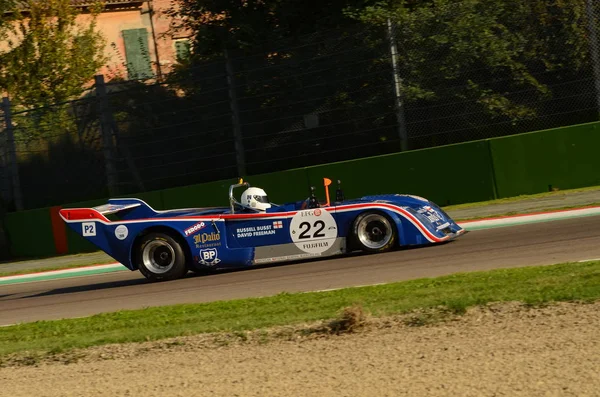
[1,1,600,210]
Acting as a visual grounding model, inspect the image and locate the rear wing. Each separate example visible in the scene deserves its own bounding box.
[60,199,159,222]
[93,202,142,215]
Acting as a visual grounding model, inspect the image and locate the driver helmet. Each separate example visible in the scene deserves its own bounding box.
[242,187,271,211]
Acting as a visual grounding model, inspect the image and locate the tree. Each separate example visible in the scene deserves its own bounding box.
[169,0,375,59]
[346,0,590,124]
[166,0,594,167]
[166,0,396,173]
[0,0,106,109]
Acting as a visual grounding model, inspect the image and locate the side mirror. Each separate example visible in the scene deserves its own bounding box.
[323,178,332,206]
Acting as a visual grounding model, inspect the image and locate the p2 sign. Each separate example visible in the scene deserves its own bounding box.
[82,222,96,237]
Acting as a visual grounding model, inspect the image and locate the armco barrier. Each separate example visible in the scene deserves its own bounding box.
[3,121,599,259]
[490,122,600,198]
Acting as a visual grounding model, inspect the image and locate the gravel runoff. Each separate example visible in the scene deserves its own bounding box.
[1,301,599,397]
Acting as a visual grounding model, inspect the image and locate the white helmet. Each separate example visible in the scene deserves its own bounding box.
[241,187,271,211]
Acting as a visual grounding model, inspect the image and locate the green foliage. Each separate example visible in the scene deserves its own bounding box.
[0,0,106,109]
[346,0,590,120]
[168,0,375,59]
[0,0,16,27]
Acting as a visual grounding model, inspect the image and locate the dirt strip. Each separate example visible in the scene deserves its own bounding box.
[2,301,599,397]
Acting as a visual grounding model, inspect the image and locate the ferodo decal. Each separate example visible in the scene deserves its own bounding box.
[290,209,337,254]
[184,222,207,237]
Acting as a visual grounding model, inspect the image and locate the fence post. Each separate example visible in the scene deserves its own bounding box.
[2,97,23,211]
[586,0,600,119]
[224,49,247,176]
[387,18,409,152]
[95,75,118,196]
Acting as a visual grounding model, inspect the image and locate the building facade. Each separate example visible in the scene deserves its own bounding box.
[92,0,190,81]
[7,0,191,82]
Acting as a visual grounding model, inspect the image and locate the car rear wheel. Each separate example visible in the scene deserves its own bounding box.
[136,233,188,281]
[352,212,396,253]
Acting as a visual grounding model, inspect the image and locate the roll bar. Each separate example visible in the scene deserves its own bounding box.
[229,179,250,213]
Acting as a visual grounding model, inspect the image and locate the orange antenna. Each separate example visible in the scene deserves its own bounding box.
[323,178,332,206]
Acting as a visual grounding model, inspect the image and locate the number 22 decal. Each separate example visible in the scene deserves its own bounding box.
[298,220,326,239]
[290,209,337,254]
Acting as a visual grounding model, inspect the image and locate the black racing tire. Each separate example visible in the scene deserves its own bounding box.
[351,211,397,253]
[135,233,188,281]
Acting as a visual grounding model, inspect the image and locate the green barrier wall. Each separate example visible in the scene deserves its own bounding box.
[5,121,600,259]
[4,208,55,258]
[161,180,234,209]
[306,140,496,206]
[160,168,311,210]
[490,122,600,198]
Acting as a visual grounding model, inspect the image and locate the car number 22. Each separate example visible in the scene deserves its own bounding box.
[289,209,338,254]
[298,220,326,239]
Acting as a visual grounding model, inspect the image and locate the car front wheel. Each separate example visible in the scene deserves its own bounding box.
[136,233,188,281]
[352,212,397,253]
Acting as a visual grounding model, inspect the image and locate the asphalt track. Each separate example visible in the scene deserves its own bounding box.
[2,215,600,326]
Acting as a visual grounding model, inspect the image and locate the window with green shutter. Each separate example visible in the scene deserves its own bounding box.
[122,28,153,80]
[175,40,191,62]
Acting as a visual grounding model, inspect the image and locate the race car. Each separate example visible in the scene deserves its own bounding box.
[59,178,466,281]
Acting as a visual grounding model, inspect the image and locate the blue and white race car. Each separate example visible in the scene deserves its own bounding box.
[60,179,465,281]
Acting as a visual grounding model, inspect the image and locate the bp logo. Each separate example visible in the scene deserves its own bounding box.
[199,248,221,266]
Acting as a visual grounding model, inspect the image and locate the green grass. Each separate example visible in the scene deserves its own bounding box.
[1,260,599,358]
[452,202,600,222]
[0,253,114,277]
[0,262,116,277]
[442,184,600,212]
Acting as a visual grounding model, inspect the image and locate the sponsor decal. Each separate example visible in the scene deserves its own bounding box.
[194,232,220,244]
[194,232,221,249]
[302,241,329,250]
[436,222,450,231]
[300,209,323,218]
[290,209,338,254]
[82,222,96,237]
[418,206,442,223]
[236,224,276,238]
[254,253,320,264]
[184,222,207,237]
[115,225,129,240]
[199,248,221,266]
[273,221,283,229]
